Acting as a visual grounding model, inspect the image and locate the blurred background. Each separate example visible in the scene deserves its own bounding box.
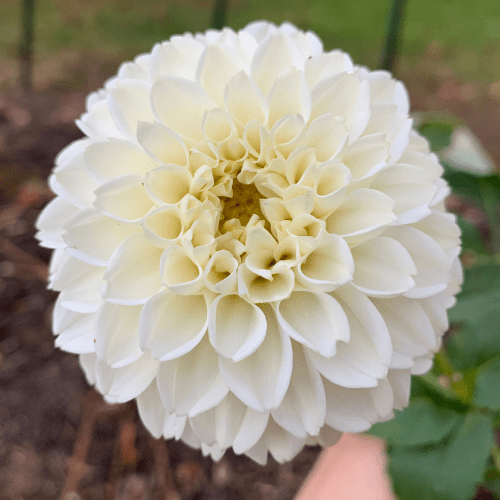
[1,1,500,499]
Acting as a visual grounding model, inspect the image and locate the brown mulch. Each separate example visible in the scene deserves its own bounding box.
[0,59,498,500]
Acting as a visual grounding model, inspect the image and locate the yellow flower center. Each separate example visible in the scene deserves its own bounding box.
[221,179,265,227]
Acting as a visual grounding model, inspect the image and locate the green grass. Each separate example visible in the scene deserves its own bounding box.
[3,0,500,88]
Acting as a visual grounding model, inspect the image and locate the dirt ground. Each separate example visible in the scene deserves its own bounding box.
[0,53,499,500]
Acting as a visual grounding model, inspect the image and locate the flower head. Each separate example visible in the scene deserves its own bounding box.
[37,21,462,464]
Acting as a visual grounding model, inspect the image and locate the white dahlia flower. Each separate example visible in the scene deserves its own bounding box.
[36,20,462,464]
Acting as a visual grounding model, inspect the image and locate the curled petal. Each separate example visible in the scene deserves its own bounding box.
[156,335,220,415]
[325,189,397,245]
[160,244,204,295]
[107,79,154,140]
[140,291,208,361]
[95,301,143,367]
[208,294,267,361]
[151,77,217,141]
[137,121,188,166]
[218,303,293,411]
[63,209,138,266]
[351,236,417,296]
[276,291,349,357]
[225,71,269,126]
[102,233,163,304]
[203,250,238,294]
[144,164,193,206]
[296,233,354,292]
[271,343,326,437]
[306,114,348,162]
[142,205,184,248]
[238,264,295,303]
[96,353,159,404]
[84,138,156,183]
[94,174,154,223]
[267,67,312,127]
[251,33,305,95]
[137,381,165,438]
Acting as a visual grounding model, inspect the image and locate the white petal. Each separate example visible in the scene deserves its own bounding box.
[304,51,353,88]
[55,312,96,354]
[94,175,154,223]
[250,33,305,95]
[267,67,311,127]
[387,369,411,410]
[63,209,138,266]
[351,236,417,296]
[187,373,229,417]
[79,352,97,385]
[384,226,451,298]
[151,77,217,141]
[150,37,205,81]
[102,233,163,304]
[296,233,354,292]
[232,408,271,455]
[36,196,79,245]
[137,381,165,438]
[144,164,192,206]
[311,74,370,142]
[136,121,188,166]
[325,189,397,245]
[84,138,156,183]
[339,133,389,180]
[52,154,99,209]
[224,71,268,125]
[96,353,159,404]
[196,44,245,106]
[107,79,154,140]
[95,301,143,367]
[163,412,187,440]
[218,303,293,411]
[323,378,377,432]
[276,291,350,357]
[271,343,326,437]
[156,335,220,415]
[335,285,392,366]
[208,294,267,362]
[306,114,348,162]
[140,291,208,360]
[160,245,204,295]
[203,250,238,294]
[76,99,122,140]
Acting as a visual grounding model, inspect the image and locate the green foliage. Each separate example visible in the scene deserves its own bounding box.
[373,119,500,500]
[369,397,460,446]
[388,413,494,500]
[474,356,500,410]
[449,264,500,324]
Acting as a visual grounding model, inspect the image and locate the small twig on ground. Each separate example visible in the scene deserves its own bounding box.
[149,436,181,500]
[59,390,104,500]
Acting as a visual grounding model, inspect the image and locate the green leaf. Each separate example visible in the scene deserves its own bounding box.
[449,264,500,324]
[442,167,500,205]
[457,216,488,255]
[388,413,494,500]
[474,356,500,410]
[418,122,454,151]
[485,478,500,499]
[447,311,500,371]
[368,397,460,446]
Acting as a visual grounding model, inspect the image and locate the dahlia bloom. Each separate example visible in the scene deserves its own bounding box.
[36,21,462,464]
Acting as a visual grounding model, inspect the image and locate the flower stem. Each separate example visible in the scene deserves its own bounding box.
[492,445,500,472]
[19,0,36,91]
[380,0,407,72]
[211,0,229,30]
[479,178,500,254]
